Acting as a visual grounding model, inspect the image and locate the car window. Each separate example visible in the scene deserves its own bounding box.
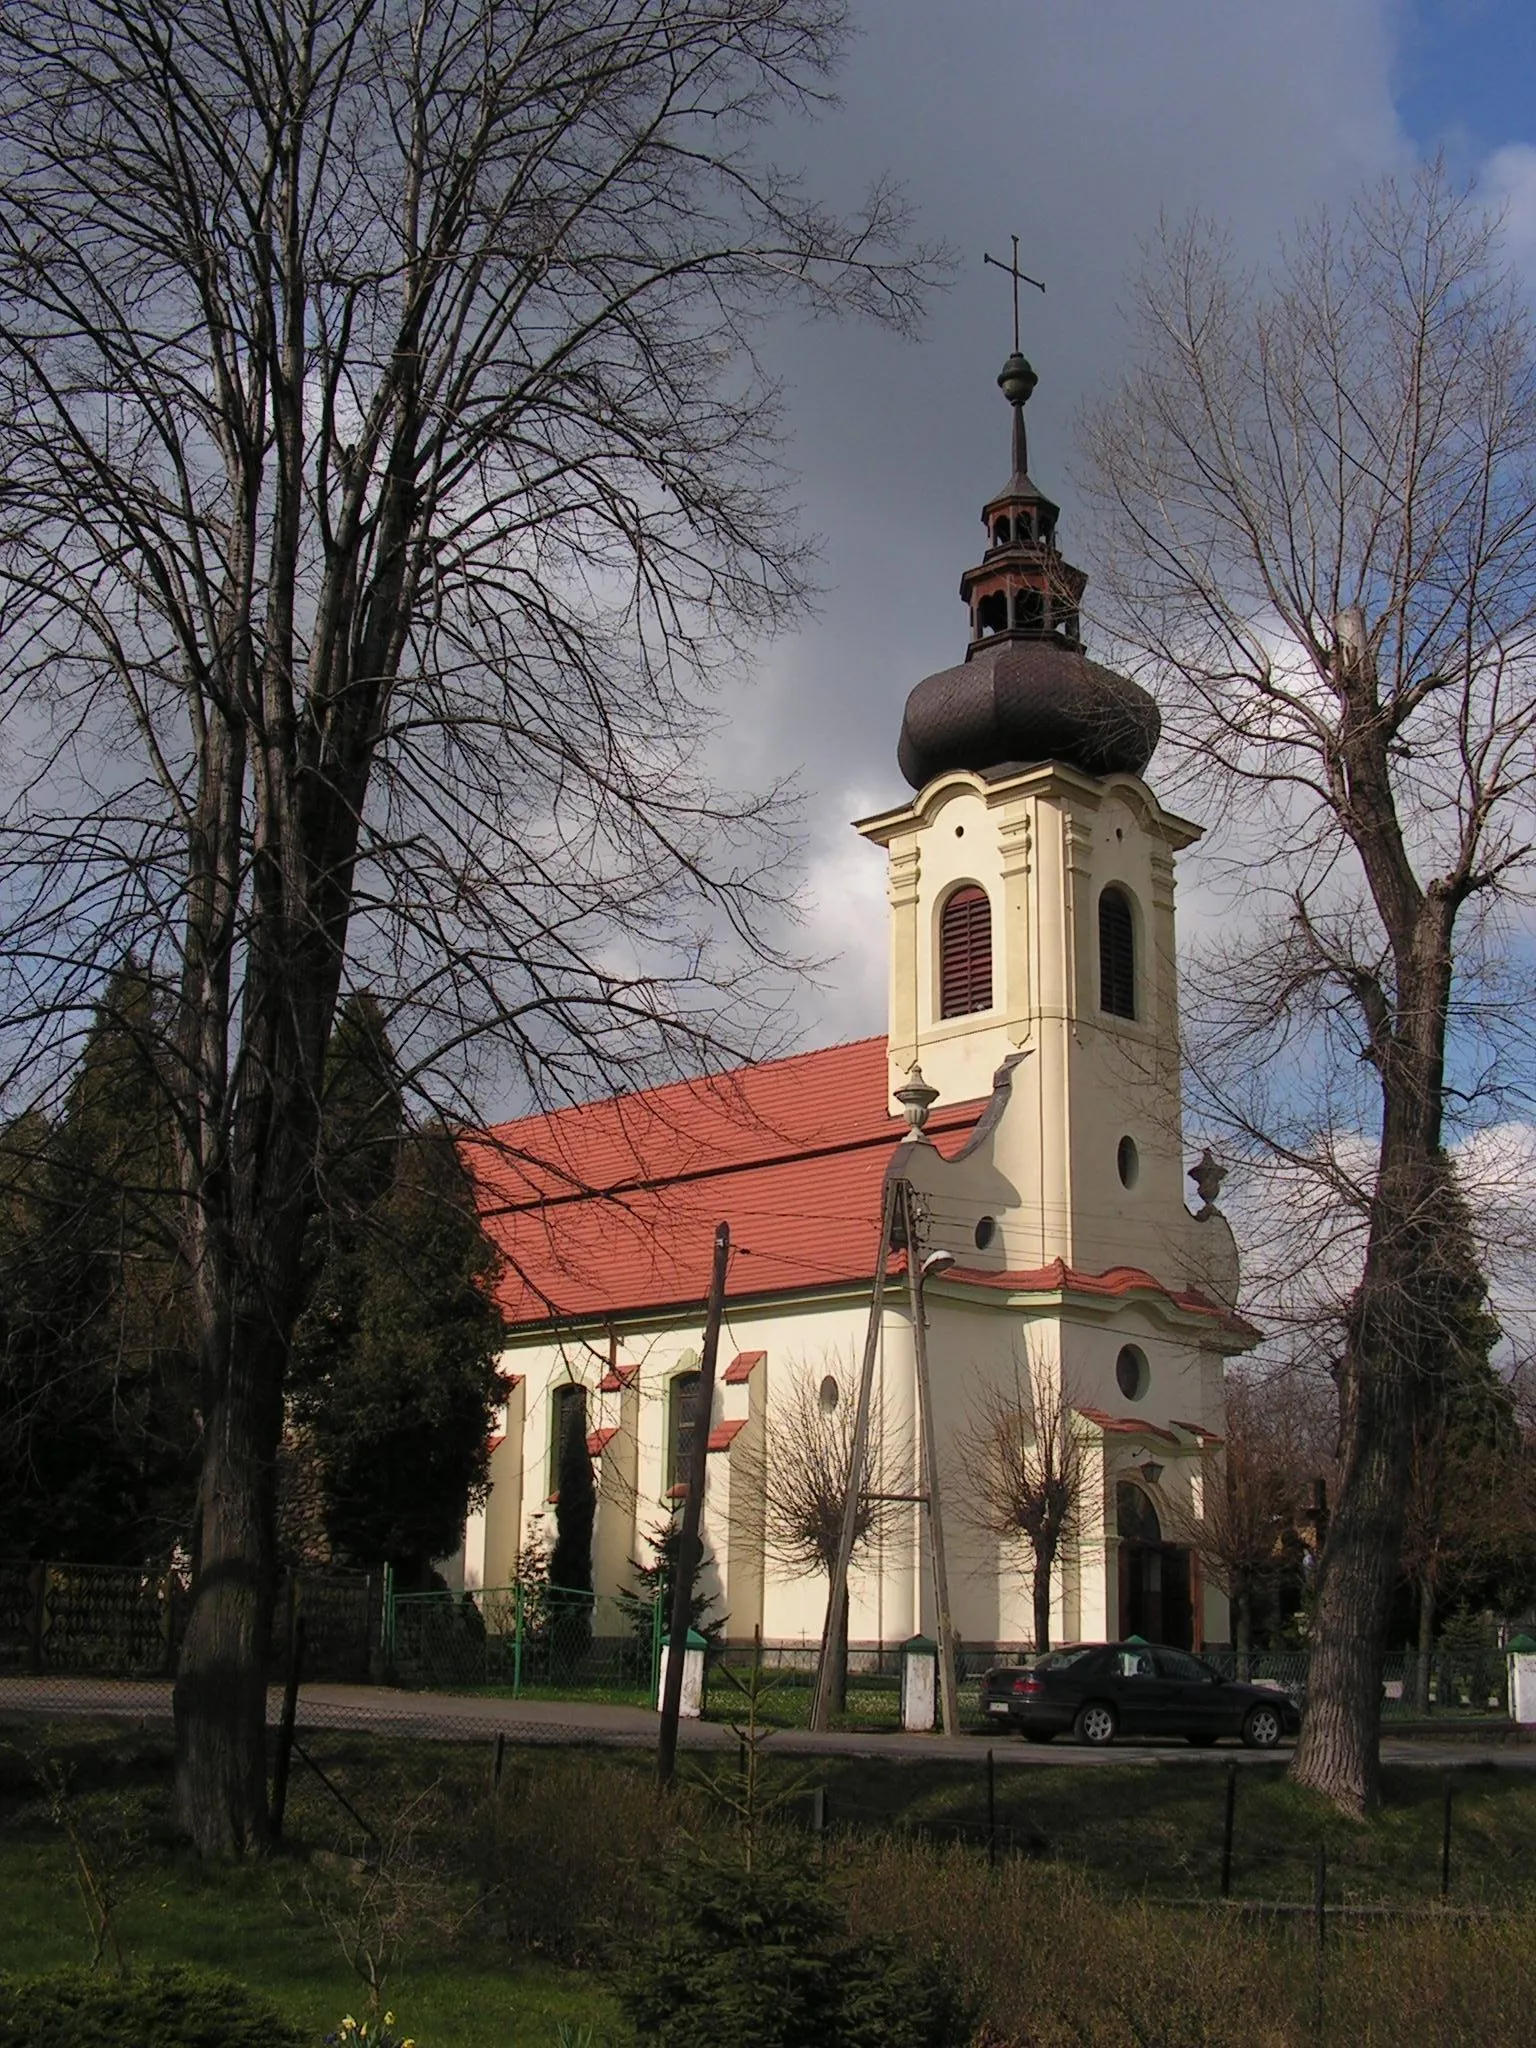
[1155,1648,1213,1683]
[1115,1648,1155,1679]
[1033,1647,1097,1672]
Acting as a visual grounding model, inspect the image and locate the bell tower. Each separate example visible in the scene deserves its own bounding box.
[856,344,1201,1278]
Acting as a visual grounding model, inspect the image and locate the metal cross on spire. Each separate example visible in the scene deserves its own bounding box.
[983,235,1045,354]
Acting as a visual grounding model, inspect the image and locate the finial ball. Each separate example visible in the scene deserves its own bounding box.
[997,351,1037,408]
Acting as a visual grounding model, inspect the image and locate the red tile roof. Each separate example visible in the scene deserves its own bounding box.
[1075,1406,1181,1444]
[586,1426,620,1456]
[598,1362,639,1392]
[462,1038,980,1329]
[1170,1419,1224,1444]
[707,1419,749,1452]
[723,1350,766,1383]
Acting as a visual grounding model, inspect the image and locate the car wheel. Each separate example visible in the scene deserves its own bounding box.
[1024,1729,1055,1745]
[1073,1700,1118,1747]
[1242,1703,1283,1750]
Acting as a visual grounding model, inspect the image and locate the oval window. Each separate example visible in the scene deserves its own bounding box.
[1115,1345,1149,1402]
[819,1375,840,1412]
[974,1215,997,1251]
[1117,1136,1139,1189]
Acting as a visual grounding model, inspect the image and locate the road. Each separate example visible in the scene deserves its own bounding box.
[2,1674,1531,1769]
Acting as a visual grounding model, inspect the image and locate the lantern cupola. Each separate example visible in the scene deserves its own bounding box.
[897,353,1161,790]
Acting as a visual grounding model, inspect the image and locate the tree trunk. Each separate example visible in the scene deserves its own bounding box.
[1032,1548,1052,1654]
[172,1297,286,1854]
[1290,1132,1447,1813]
[1415,1579,1435,1715]
[1235,1587,1252,1682]
[172,904,339,1853]
[826,1579,850,1716]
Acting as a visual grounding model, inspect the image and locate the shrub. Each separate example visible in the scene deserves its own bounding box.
[619,1850,971,2048]
[0,1965,305,2048]
[490,1755,698,1963]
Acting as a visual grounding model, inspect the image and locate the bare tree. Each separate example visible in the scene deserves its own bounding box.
[761,1361,900,1715]
[1170,1369,1332,1678]
[958,1350,1084,1654]
[0,0,941,1853]
[1082,165,1536,1813]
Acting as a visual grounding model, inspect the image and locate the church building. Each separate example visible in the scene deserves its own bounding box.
[458,342,1258,1657]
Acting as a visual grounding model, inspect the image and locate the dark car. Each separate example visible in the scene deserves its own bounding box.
[979,1642,1301,1748]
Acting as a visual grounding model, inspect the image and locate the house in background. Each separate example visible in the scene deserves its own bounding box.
[457,345,1258,1654]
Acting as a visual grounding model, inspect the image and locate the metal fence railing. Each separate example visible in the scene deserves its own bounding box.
[1201,1646,1511,1719]
[385,1582,663,1699]
[0,1558,379,1682]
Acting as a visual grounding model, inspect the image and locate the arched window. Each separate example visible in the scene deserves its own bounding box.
[939,884,992,1019]
[667,1370,702,1492]
[549,1380,587,1493]
[1116,1482,1162,1545]
[1099,886,1136,1019]
[976,590,1008,636]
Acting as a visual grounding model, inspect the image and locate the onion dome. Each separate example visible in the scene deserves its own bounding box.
[897,352,1159,789]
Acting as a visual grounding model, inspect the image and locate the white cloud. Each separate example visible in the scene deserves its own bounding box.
[793,793,890,1045]
[1485,142,1536,277]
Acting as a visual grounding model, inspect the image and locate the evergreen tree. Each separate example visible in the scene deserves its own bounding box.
[287,999,505,1587]
[545,1383,596,1669]
[621,1514,724,1664]
[622,1851,969,2048]
[1396,1157,1517,1709]
[0,963,198,1561]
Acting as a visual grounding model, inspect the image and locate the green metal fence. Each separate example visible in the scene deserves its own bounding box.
[386,1582,663,1698]
[1200,1645,1510,1718]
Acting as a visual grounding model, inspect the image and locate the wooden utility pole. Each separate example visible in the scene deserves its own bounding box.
[809,1178,899,1732]
[904,1180,960,1736]
[657,1220,731,1786]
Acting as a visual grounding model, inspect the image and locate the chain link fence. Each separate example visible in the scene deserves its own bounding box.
[385,1582,663,1700]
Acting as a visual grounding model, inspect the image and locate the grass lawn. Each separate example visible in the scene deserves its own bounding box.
[7,1717,1536,2046]
[703,1665,905,1731]
[458,1682,653,1709]
[798,1749,1536,1905]
[0,1726,619,2047]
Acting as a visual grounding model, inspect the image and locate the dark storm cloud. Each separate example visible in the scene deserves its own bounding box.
[744,0,1407,1039]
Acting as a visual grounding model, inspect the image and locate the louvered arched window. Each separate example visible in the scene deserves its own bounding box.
[1099,886,1136,1019]
[939,884,992,1019]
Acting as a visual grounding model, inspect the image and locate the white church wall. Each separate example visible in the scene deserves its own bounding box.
[459,1222,1240,1652]
[478,1376,526,1588]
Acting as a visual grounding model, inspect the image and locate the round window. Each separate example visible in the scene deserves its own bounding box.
[974,1215,997,1251]
[819,1375,840,1412]
[1117,1136,1139,1189]
[1115,1345,1149,1402]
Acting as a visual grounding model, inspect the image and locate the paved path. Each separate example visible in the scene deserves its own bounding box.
[2,1674,1532,1770]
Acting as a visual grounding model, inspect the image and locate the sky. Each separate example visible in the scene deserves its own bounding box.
[742,0,1536,1048]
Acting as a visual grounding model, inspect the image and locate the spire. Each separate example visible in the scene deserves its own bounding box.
[958,353,1079,652]
[997,349,1037,491]
[982,236,1046,495]
[894,324,1162,791]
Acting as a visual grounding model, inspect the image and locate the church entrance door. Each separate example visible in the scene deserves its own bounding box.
[1115,1483,1194,1650]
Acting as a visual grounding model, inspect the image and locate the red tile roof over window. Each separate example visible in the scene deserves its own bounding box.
[461,1037,980,1330]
